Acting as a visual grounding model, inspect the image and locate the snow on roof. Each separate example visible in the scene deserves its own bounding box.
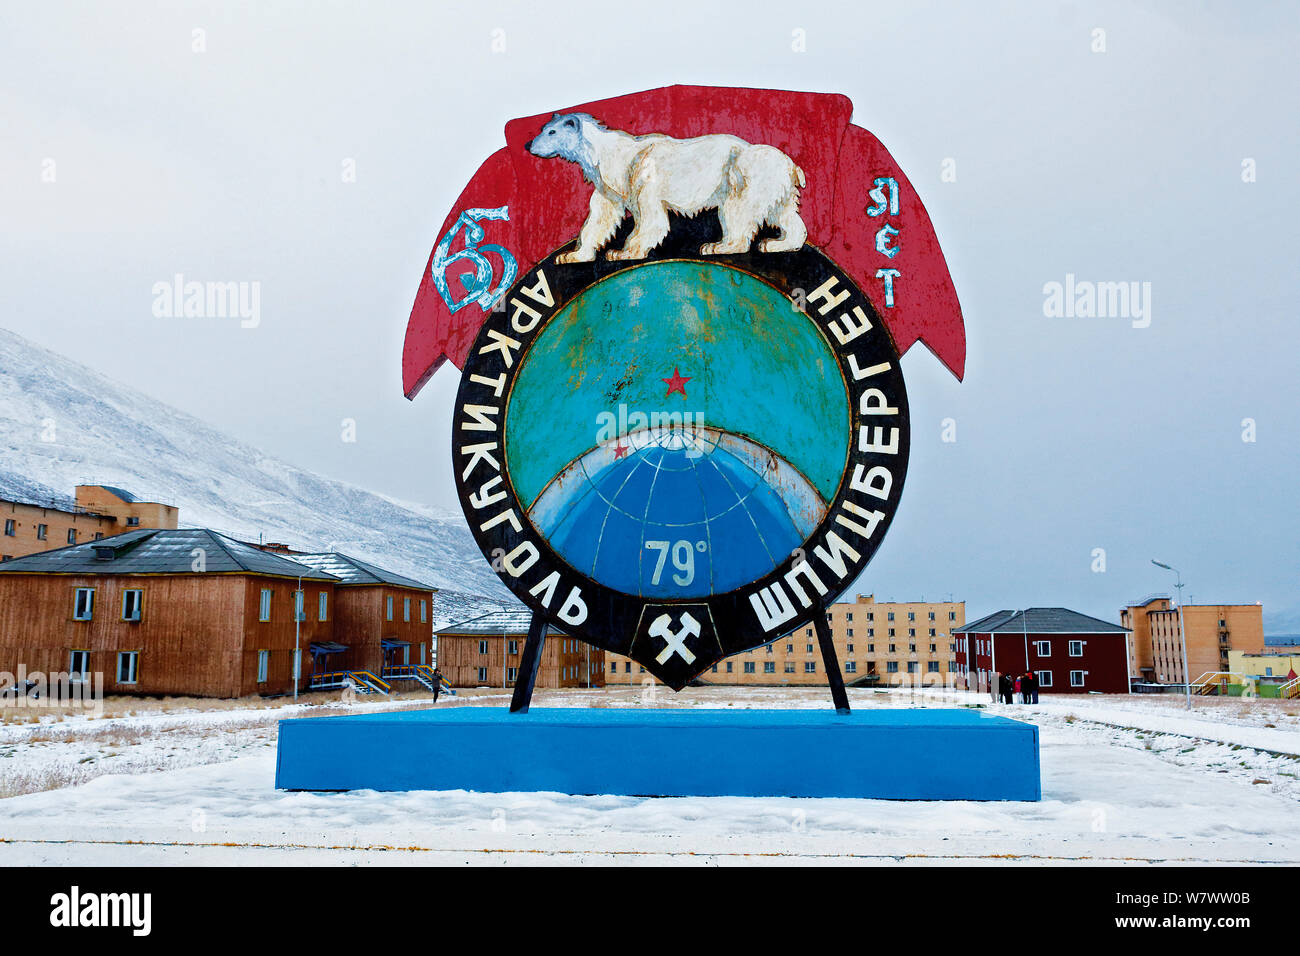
[288,552,435,591]
[0,529,339,581]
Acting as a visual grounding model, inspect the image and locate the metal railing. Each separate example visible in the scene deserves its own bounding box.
[1189,671,1239,696]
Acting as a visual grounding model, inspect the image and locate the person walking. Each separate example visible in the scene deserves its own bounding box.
[431,667,444,703]
[1027,671,1039,704]
[1013,674,1022,703]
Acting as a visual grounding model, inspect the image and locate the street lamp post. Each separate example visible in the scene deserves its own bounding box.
[1152,560,1191,710]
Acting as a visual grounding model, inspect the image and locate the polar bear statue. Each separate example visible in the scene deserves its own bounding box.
[526,113,807,264]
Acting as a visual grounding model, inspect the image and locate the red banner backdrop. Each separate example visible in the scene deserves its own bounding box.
[402,85,965,399]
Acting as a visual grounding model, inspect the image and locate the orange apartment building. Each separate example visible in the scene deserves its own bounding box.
[435,609,605,689]
[1120,595,1266,684]
[1,484,178,562]
[605,595,966,687]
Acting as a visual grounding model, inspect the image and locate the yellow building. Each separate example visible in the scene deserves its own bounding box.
[2,484,177,562]
[1120,597,1265,684]
[605,595,965,687]
[1227,650,1299,681]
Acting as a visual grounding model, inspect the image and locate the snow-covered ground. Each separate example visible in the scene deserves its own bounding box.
[1,687,1295,865]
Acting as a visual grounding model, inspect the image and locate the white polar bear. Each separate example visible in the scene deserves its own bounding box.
[526,113,807,264]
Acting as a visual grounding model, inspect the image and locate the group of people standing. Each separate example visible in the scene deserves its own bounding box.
[994,670,1039,704]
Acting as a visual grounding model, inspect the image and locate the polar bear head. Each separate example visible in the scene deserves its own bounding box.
[525,113,600,179]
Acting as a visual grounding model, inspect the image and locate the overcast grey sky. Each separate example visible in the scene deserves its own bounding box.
[2,1,1296,628]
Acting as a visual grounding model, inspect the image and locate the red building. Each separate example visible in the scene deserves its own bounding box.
[953,608,1131,695]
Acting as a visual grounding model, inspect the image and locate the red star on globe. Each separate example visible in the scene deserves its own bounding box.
[662,366,691,397]
[613,441,629,459]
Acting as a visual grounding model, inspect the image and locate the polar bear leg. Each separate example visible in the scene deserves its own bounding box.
[757,200,807,253]
[557,191,624,264]
[702,194,762,255]
[607,199,670,261]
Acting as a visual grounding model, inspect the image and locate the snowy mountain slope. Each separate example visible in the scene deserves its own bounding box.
[0,327,507,621]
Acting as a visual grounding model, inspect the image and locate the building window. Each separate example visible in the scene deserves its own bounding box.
[846,643,854,653]
[907,661,918,673]
[908,628,915,637]
[764,661,775,673]
[67,528,77,544]
[888,612,895,621]
[116,651,139,684]
[928,628,936,637]
[257,650,269,683]
[949,611,956,621]
[610,662,617,674]
[1070,670,1086,687]
[2,519,13,536]
[293,589,305,622]
[318,591,328,621]
[804,662,817,673]
[507,667,518,682]
[477,667,488,682]
[1068,640,1084,657]
[725,662,733,673]
[478,640,489,655]
[73,588,95,621]
[806,643,813,654]
[420,600,427,623]
[786,643,793,653]
[846,612,853,621]
[624,662,631,673]
[508,639,519,655]
[784,662,795,673]
[927,661,939,673]
[928,611,935,621]
[908,612,915,621]
[69,650,90,682]
[36,524,48,540]
[844,661,857,674]
[886,661,899,673]
[386,596,394,621]
[93,532,104,540]
[1034,640,1051,656]
[744,661,755,674]
[259,588,272,622]
[403,597,411,622]
[121,589,143,621]
[1038,670,1053,688]
[847,627,854,637]
[126,516,141,527]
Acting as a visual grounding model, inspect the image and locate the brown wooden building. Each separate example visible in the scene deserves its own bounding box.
[286,552,437,679]
[435,609,604,690]
[0,530,436,698]
[2,483,178,562]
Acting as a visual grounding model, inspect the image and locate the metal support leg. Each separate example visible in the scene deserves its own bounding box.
[814,614,851,714]
[509,613,549,713]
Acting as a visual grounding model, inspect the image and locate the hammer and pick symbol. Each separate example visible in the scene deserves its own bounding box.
[649,612,700,665]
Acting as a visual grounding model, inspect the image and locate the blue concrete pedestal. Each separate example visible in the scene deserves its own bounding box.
[275,707,1039,800]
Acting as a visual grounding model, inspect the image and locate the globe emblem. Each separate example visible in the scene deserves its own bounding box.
[505,260,850,601]
[530,424,823,598]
